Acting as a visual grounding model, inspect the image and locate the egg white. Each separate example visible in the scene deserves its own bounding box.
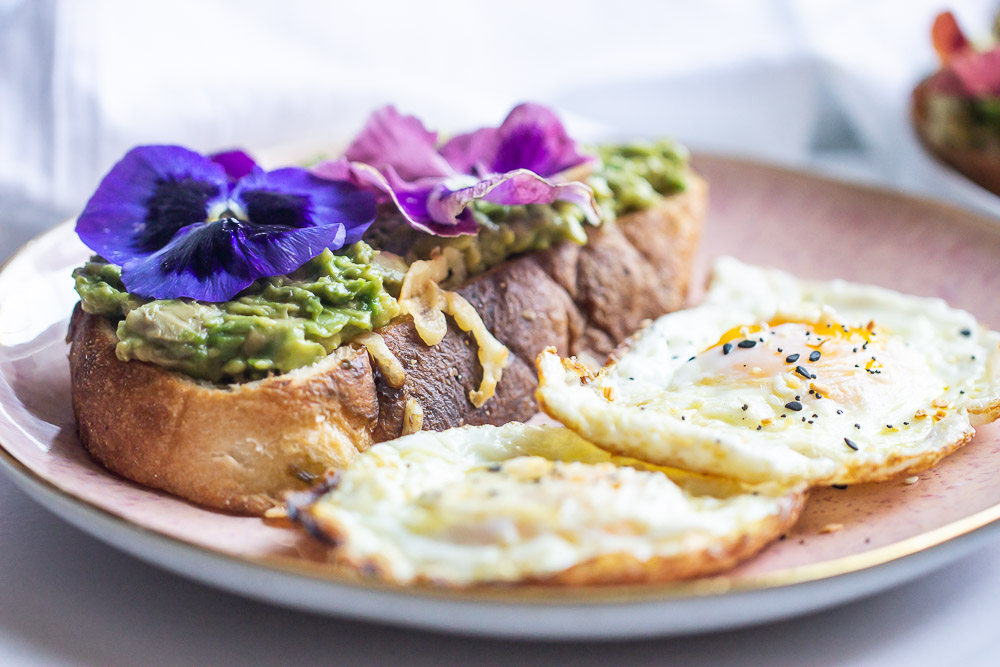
[290,422,804,586]
[536,257,1000,485]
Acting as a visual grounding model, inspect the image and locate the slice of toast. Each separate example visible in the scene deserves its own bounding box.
[68,174,706,514]
[912,76,1000,196]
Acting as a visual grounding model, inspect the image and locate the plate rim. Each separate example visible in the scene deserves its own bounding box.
[3,153,1000,609]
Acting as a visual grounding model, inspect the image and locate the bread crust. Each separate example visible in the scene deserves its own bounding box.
[69,307,379,514]
[69,177,707,514]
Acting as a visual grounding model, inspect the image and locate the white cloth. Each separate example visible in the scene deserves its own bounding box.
[3,0,999,212]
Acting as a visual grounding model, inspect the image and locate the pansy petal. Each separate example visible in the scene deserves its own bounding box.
[210,149,259,182]
[440,103,593,178]
[120,219,350,301]
[344,106,454,181]
[234,166,377,244]
[76,145,228,264]
[312,159,476,236]
[429,169,600,227]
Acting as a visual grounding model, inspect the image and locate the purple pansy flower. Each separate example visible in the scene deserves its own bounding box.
[76,146,377,302]
[312,103,598,237]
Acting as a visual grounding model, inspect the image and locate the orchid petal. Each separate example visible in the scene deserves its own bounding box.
[312,159,477,236]
[76,145,228,265]
[344,106,454,181]
[210,149,259,182]
[439,103,593,178]
[429,169,600,228]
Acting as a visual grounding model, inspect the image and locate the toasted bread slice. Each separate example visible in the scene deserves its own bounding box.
[68,175,706,514]
[912,76,1000,196]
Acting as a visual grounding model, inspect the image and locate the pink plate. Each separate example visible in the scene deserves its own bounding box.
[2,154,1000,639]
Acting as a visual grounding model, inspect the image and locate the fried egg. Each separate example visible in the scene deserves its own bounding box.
[288,422,804,586]
[536,257,1000,485]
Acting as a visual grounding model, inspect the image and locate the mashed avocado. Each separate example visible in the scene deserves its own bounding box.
[73,141,689,383]
[74,243,400,383]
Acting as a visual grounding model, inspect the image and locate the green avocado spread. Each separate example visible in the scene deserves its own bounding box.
[73,142,689,383]
[75,243,400,383]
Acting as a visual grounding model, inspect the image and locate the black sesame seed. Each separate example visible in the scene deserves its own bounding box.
[722,342,733,355]
[687,356,696,362]
[785,401,803,411]
[844,437,859,451]
[809,350,821,362]
[759,337,764,342]
[738,339,757,348]
[903,421,909,426]
[961,328,972,337]
[795,366,811,379]
[785,353,800,363]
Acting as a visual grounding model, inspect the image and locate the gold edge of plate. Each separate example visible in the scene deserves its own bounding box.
[2,158,1000,606]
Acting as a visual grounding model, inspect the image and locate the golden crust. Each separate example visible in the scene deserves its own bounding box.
[68,307,379,515]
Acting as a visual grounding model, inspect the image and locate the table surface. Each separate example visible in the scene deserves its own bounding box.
[3,164,1000,666]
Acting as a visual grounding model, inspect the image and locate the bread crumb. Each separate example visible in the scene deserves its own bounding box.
[820,523,844,534]
[903,475,919,485]
[521,310,537,321]
[262,507,294,528]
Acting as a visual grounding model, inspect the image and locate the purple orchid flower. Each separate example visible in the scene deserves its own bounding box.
[75,146,377,302]
[312,104,598,237]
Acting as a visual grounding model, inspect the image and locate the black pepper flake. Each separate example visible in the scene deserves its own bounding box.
[832,484,848,490]
[785,401,803,411]
[855,423,861,429]
[785,353,800,363]
[794,365,811,379]
[487,463,502,472]
[961,328,972,337]
[741,403,749,411]
[687,356,696,362]
[756,425,762,431]
[722,342,733,355]
[780,414,787,418]
[738,339,757,349]
[795,395,801,401]
[777,347,784,353]
[837,409,844,415]
[809,350,821,362]
[903,421,909,426]
[844,437,859,451]
[812,413,818,418]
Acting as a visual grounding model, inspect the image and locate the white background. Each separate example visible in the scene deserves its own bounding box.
[4,0,1000,663]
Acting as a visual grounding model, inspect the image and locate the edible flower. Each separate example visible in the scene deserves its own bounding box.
[313,103,599,236]
[75,146,377,302]
[930,11,1000,97]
